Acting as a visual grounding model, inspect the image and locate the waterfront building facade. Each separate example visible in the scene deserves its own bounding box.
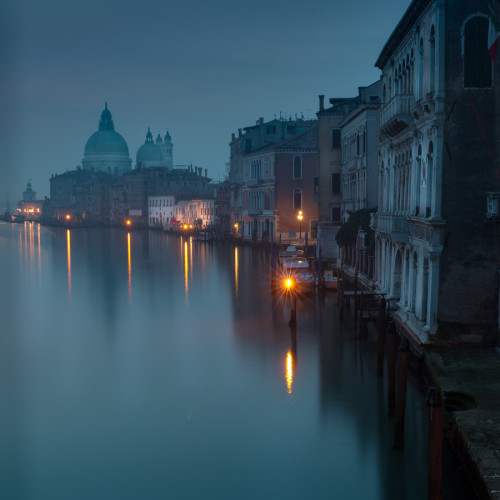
[229,116,316,240]
[17,180,45,220]
[235,125,319,243]
[372,0,500,344]
[148,195,176,228]
[340,82,381,220]
[316,96,358,258]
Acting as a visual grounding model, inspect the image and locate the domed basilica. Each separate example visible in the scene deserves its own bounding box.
[82,104,174,175]
[82,103,132,176]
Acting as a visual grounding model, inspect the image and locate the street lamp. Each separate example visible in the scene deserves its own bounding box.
[297,210,303,240]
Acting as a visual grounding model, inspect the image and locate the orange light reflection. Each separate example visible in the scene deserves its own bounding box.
[184,240,189,304]
[127,232,132,303]
[234,246,239,297]
[286,350,294,395]
[67,229,72,300]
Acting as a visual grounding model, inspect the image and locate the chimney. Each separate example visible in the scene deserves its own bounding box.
[238,128,242,137]
[259,117,264,125]
[232,133,235,140]
[205,169,207,178]
[319,95,325,111]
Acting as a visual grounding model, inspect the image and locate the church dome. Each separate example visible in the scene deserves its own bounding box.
[155,133,163,144]
[82,104,131,175]
[136,127,163,166]
[84,103,130,156]
[84,130,129,156]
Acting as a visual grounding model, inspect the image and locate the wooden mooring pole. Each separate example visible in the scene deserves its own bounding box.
[289,291,297,327]
[393,337,410,449]
[426,386,443,500]
[376,297,386,377]
[386,320,397,416]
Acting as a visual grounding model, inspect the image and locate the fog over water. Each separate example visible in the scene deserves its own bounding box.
[0,222,435,499]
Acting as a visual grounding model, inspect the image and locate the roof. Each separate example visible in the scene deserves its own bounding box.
[375,0,433,69]
[251,124,319,154]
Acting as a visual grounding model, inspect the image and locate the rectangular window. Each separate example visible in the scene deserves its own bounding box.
[293,157,302,180]
[331,207,341,223]
[245,139,253,153]
[313,176,319,194]
[331,129,341,148]
[331,173,341,195]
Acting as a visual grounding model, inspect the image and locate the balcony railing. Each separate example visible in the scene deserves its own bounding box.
[375,214,409,242]
[380,94,415,136]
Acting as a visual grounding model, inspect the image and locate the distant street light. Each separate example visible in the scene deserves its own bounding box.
[297,210,303,240]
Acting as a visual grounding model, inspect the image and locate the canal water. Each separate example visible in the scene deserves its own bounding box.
[0,222,464,499]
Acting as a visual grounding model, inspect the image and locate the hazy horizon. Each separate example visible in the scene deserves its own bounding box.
[1,0,409,206]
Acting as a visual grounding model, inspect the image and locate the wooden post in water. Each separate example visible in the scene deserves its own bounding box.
[393,337,410,449]
[386,320,397,416]
[289,291,297,327]
[426,386,443,500]
[376,297,386,377]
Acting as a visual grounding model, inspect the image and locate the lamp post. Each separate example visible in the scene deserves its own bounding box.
[297,210,303,241]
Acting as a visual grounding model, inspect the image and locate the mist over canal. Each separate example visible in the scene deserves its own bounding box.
[1,222,430,499]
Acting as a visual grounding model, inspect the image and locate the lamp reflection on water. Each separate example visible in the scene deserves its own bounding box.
[184,240,189,305]
[127,232,132,303]
[67,229,72,300]
[234,246,239,297]
[286,349,294,395]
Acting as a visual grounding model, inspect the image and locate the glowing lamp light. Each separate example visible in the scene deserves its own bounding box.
[65,214,71,220]
[284,278,294,290]
[126,219,132,226]
[183,224,188,230]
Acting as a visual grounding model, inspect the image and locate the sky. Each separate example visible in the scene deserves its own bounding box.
[1,0,410,206]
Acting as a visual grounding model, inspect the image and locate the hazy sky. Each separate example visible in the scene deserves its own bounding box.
[1,0,409,205]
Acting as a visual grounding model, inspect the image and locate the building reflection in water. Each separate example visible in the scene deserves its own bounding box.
[127,232,132,304]
[66,229,72,300]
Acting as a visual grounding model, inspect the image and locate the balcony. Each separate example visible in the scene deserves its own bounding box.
[247,208,263,216]
[375,214,409,242]
[380,94,415,137]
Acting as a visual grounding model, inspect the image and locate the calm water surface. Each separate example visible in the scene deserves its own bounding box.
[1,222,432,499]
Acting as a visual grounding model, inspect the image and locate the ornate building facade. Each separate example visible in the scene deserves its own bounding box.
[372,0,499,345]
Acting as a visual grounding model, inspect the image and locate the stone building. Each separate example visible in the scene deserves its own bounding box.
[233,124,319,243]
[17,180,45,220]
[372,0,500,345]
[341,81,381,219]
[335,82,381,286]
[229,116,316,238]
[316,96,358,258]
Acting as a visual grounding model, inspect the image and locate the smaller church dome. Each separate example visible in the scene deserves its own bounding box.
[136,127,163,166]
[164,130,172,142]
[156,133,163,144]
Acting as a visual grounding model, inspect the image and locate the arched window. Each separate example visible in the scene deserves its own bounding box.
[293,189,302,210]
[464,16,492,88]
[293,156,302,179]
